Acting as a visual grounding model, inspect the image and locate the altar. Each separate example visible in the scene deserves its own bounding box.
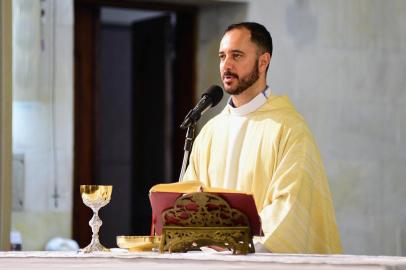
[1,251,406,270]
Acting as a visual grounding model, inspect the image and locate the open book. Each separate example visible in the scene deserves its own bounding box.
[149,181,262,236]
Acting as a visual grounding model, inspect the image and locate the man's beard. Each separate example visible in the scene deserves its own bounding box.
[222,62,260,96]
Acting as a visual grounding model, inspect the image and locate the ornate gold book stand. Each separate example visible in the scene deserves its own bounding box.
[158,192,255,254]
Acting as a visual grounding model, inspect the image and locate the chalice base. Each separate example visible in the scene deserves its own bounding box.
[81,237,110,253]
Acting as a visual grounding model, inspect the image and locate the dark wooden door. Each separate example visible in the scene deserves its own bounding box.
[131,15,172,235]
[73,0,196,248]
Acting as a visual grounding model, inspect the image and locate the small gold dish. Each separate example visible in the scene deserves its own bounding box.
[116,236,161,252]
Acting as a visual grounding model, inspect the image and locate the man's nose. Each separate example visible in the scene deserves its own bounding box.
[222,56,234,70]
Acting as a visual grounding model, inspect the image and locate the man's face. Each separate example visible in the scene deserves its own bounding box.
[219,28,260,95]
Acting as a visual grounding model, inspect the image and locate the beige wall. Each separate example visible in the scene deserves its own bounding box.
[11,0,74,250]
[0,0,13,251]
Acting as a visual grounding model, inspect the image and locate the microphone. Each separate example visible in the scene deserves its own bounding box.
[180,85,223,129]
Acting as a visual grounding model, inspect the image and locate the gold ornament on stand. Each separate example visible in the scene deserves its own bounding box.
[80,185,112,253]
[159,192,255,254]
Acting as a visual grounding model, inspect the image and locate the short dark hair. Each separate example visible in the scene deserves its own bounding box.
[225,22,273,55]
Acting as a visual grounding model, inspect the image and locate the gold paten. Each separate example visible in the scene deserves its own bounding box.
[116,236,161,252]
[159,192,254,254]
[80,185,112,253]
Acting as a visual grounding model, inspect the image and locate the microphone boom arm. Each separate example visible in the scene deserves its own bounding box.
[179,121,196,181]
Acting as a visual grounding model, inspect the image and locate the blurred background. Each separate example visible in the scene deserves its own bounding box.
[1,0,406,255]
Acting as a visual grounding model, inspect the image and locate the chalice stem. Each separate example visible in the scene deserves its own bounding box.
[90,211,102,236]
[81,210,109,252]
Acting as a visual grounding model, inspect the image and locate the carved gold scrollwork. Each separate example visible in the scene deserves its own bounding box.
[159,193,254,254]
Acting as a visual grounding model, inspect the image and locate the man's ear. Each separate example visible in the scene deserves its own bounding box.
[259,52,271,73]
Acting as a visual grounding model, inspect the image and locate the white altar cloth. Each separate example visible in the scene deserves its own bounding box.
[1,251,406,270]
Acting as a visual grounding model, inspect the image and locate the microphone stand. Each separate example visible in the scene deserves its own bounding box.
[179,121,196,181]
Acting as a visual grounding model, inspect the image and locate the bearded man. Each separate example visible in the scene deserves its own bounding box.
[182,22,342,254]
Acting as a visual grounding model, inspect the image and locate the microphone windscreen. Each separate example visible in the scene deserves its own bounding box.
[203,85,223,107]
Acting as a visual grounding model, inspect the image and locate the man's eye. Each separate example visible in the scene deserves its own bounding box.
[219,55,225,60]
[233,54,242,59]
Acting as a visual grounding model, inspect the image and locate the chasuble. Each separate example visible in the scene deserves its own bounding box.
[182,95,342,254]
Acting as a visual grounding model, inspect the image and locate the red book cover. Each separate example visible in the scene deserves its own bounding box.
[149,191,262,236]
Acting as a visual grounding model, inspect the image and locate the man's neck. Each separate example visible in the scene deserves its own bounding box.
[231,80,267,108]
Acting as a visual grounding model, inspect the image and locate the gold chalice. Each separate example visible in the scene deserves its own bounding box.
[80,185,112,253]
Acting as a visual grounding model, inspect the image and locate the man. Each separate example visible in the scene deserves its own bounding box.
[182,22,342,254]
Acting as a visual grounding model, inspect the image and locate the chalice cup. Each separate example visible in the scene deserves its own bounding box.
[80,185,112,253]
